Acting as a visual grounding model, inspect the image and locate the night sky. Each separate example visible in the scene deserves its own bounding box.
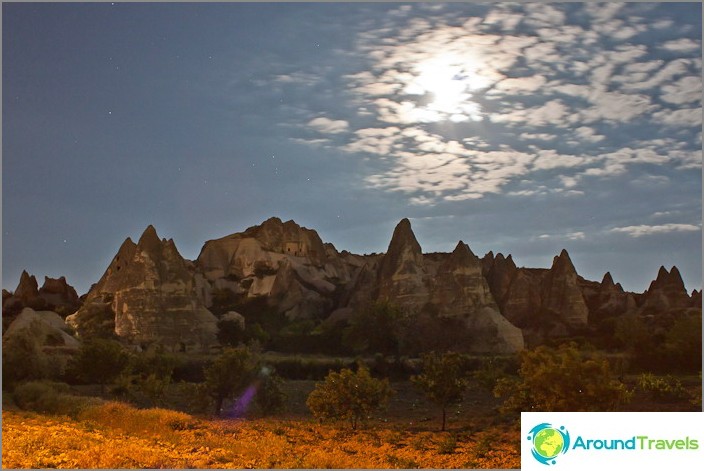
[3,2,702,296]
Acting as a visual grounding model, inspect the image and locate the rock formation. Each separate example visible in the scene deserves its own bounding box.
[67,226,217,352]
[12,216,697,355]
[638,266,693,315]
[2,271,82,317]
[377,218,428,310]
[3,307,80,349]
[196,217,353,321]
[541,250,590,328]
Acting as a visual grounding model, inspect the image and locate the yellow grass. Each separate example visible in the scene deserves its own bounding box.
[2,403,520,468]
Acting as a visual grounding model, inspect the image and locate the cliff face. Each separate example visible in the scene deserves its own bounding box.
[67,226,217,352]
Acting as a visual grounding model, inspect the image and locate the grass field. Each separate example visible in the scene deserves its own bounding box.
[2,372,699,469]
[1,403,521,469]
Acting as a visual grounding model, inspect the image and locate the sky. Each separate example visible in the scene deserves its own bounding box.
[2,2,702,296]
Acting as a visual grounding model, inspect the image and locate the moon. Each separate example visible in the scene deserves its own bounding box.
[404,53,487,122]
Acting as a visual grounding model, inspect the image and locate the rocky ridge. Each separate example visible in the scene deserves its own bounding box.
[6,217,700,353]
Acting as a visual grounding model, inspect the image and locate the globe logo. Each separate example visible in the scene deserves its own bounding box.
[527,423,570,465]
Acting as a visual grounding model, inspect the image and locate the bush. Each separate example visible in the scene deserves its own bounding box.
[494,343,632,414]
[71,339,131,392]
[342,300,403,356]
[2,321,49,387]
[472,355,519,392]
[204,347,258,416]
[637,373,690,402]
[217,318,246,347]
[306,364,393,429]
[13,380,101,417]
[254,367,287,416]
[412,352,469,431]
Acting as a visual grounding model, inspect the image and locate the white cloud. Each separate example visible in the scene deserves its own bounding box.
[273,72,320,86]
[610,224,701,237]
[290,137,331,147]
[532,149,586,170]
[493,75,547,93]
[620,59,691,91]
[660,76,702,105]
[520,132,557,141]
[297,5,701,206]
[652,108,702,127]
[308,117,349,134]
[581,91,654,123]
[660,38,701,53]
[491,100,569,127]
[575,126,605,143]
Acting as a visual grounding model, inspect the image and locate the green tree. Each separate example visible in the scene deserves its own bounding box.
[663,313,702,373]
[307,364,393,429]
[494,343,631,414]
[343,300,403,356]
[129,350,178,407]
[217,318,246,347]
[204,347,258,416]
[255,367,287,416]
[72,339,130,393]
[2,321,49,388]
[411,351,469,431]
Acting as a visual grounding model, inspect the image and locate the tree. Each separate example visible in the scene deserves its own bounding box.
[307,364,393,429]
[72,339,130,393]
[217,318,246,347]
[343,300,403,356]
[411,351,469,431]
[494,342,631,415]
[129,350,178,407]
[203,347,258,416]
[663,313,702,373]
[254,367,287,416]
[2,321,49,388]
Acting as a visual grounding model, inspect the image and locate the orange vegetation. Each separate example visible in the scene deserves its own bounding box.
[2,402,520,469]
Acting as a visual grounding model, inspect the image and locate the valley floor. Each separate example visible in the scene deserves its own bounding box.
[1,406,521,469]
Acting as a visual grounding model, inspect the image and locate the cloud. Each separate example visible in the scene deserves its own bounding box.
[610,224,701,237]
[652,108,702,127]
[520,132,557,141]
[308,117,349,134]
[493,75,547,94]
[491,100,570,127]
[660,38,701,53]
[282,3,701,206]
[660,76,702,105]
[290,137,331,147]
[575,126,605,143]
[580,91,655,123]
[273,72,320,86]
[535,231,586,241]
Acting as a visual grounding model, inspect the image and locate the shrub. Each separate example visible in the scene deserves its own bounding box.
[2,321,49,387]
[342,300,403,356]
[71,339,131,392]
[254,367,287,416]
[437,433,458,454]
[217,318,246,347]
[203,347,258,416]
[494,343,632,414]
[412,351,469,431]
[637,373,690,402]
[13,380,101,416]
[306,364,393,429]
